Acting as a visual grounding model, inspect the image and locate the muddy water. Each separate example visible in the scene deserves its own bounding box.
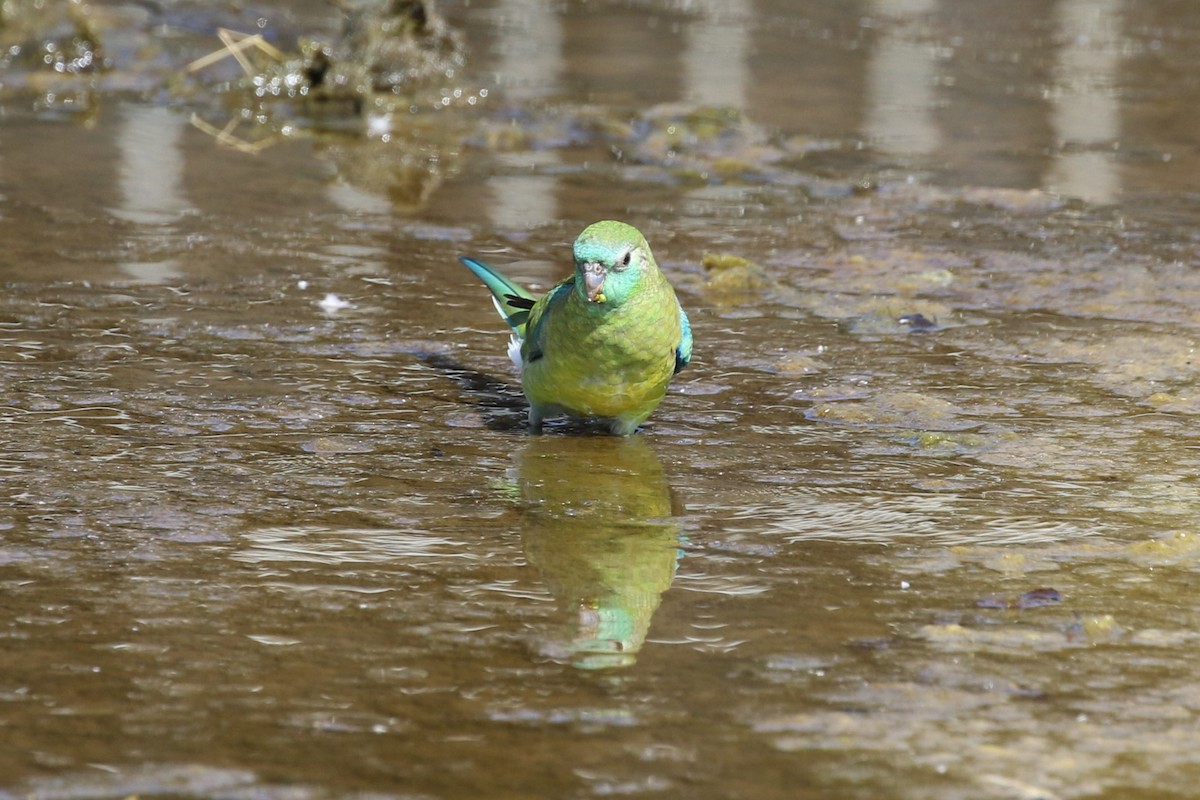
[4,1,1200,798]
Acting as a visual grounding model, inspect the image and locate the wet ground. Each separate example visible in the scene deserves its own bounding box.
[4,0,1200,798]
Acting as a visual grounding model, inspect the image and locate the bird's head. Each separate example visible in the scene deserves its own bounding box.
[572,220,655,307]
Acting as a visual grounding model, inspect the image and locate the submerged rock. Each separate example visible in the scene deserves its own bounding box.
[304,0,466,111]
[702,252,773,293]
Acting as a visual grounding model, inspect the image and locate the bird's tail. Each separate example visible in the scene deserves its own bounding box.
[460,257,538,339]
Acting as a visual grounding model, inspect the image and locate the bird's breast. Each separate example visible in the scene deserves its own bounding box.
[522,293,681,418]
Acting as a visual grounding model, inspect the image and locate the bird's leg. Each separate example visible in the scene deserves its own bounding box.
[609,415,642,436]
[527,403,546,434]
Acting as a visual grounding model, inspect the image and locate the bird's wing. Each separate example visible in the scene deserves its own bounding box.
[522,277,575,365]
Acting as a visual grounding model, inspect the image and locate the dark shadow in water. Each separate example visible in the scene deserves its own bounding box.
[513,435,682,669]
[415,351,528,432]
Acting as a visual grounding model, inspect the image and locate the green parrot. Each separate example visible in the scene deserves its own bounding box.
[460,220,692,435]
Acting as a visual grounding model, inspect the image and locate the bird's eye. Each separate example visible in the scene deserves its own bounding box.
[618,250,632,270]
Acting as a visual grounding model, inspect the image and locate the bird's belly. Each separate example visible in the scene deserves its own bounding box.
[523,352,673,419]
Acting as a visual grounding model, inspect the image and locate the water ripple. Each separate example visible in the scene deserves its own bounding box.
[234,526,476,565]
[702,487,1103,546]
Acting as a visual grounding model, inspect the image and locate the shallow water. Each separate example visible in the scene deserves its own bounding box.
[4,1,1200,798]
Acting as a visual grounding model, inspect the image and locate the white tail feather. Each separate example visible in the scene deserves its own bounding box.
[507,334,522,370]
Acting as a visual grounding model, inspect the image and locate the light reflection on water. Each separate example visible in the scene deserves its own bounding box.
[235,527,479,565]
[718,489,1102,546]
[1048,0,1123,203]
[863,0,942,158]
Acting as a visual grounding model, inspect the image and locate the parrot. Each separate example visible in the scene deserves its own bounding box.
[460,220,692,435]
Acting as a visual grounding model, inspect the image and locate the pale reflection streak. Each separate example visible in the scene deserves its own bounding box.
[1047,0,1122,203]
[683,0,750,110]
[487,0,563,229]
[326,180,392,216]
[863,0,941,156]
[864,0,1125,197]
[113,104,188,282]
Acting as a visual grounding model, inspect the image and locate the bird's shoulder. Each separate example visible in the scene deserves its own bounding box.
[522,276,576,363]
[528,276,575,326]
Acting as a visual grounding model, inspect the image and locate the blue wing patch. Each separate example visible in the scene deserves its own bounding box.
[674,300,692,374]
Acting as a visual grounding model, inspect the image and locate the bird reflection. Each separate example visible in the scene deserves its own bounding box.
[512,435,681,669]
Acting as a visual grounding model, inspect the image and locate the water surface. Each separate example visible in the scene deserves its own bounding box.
[3,1,1200,798]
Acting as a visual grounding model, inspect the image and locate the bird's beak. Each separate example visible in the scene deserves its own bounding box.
[583,262,607,303]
